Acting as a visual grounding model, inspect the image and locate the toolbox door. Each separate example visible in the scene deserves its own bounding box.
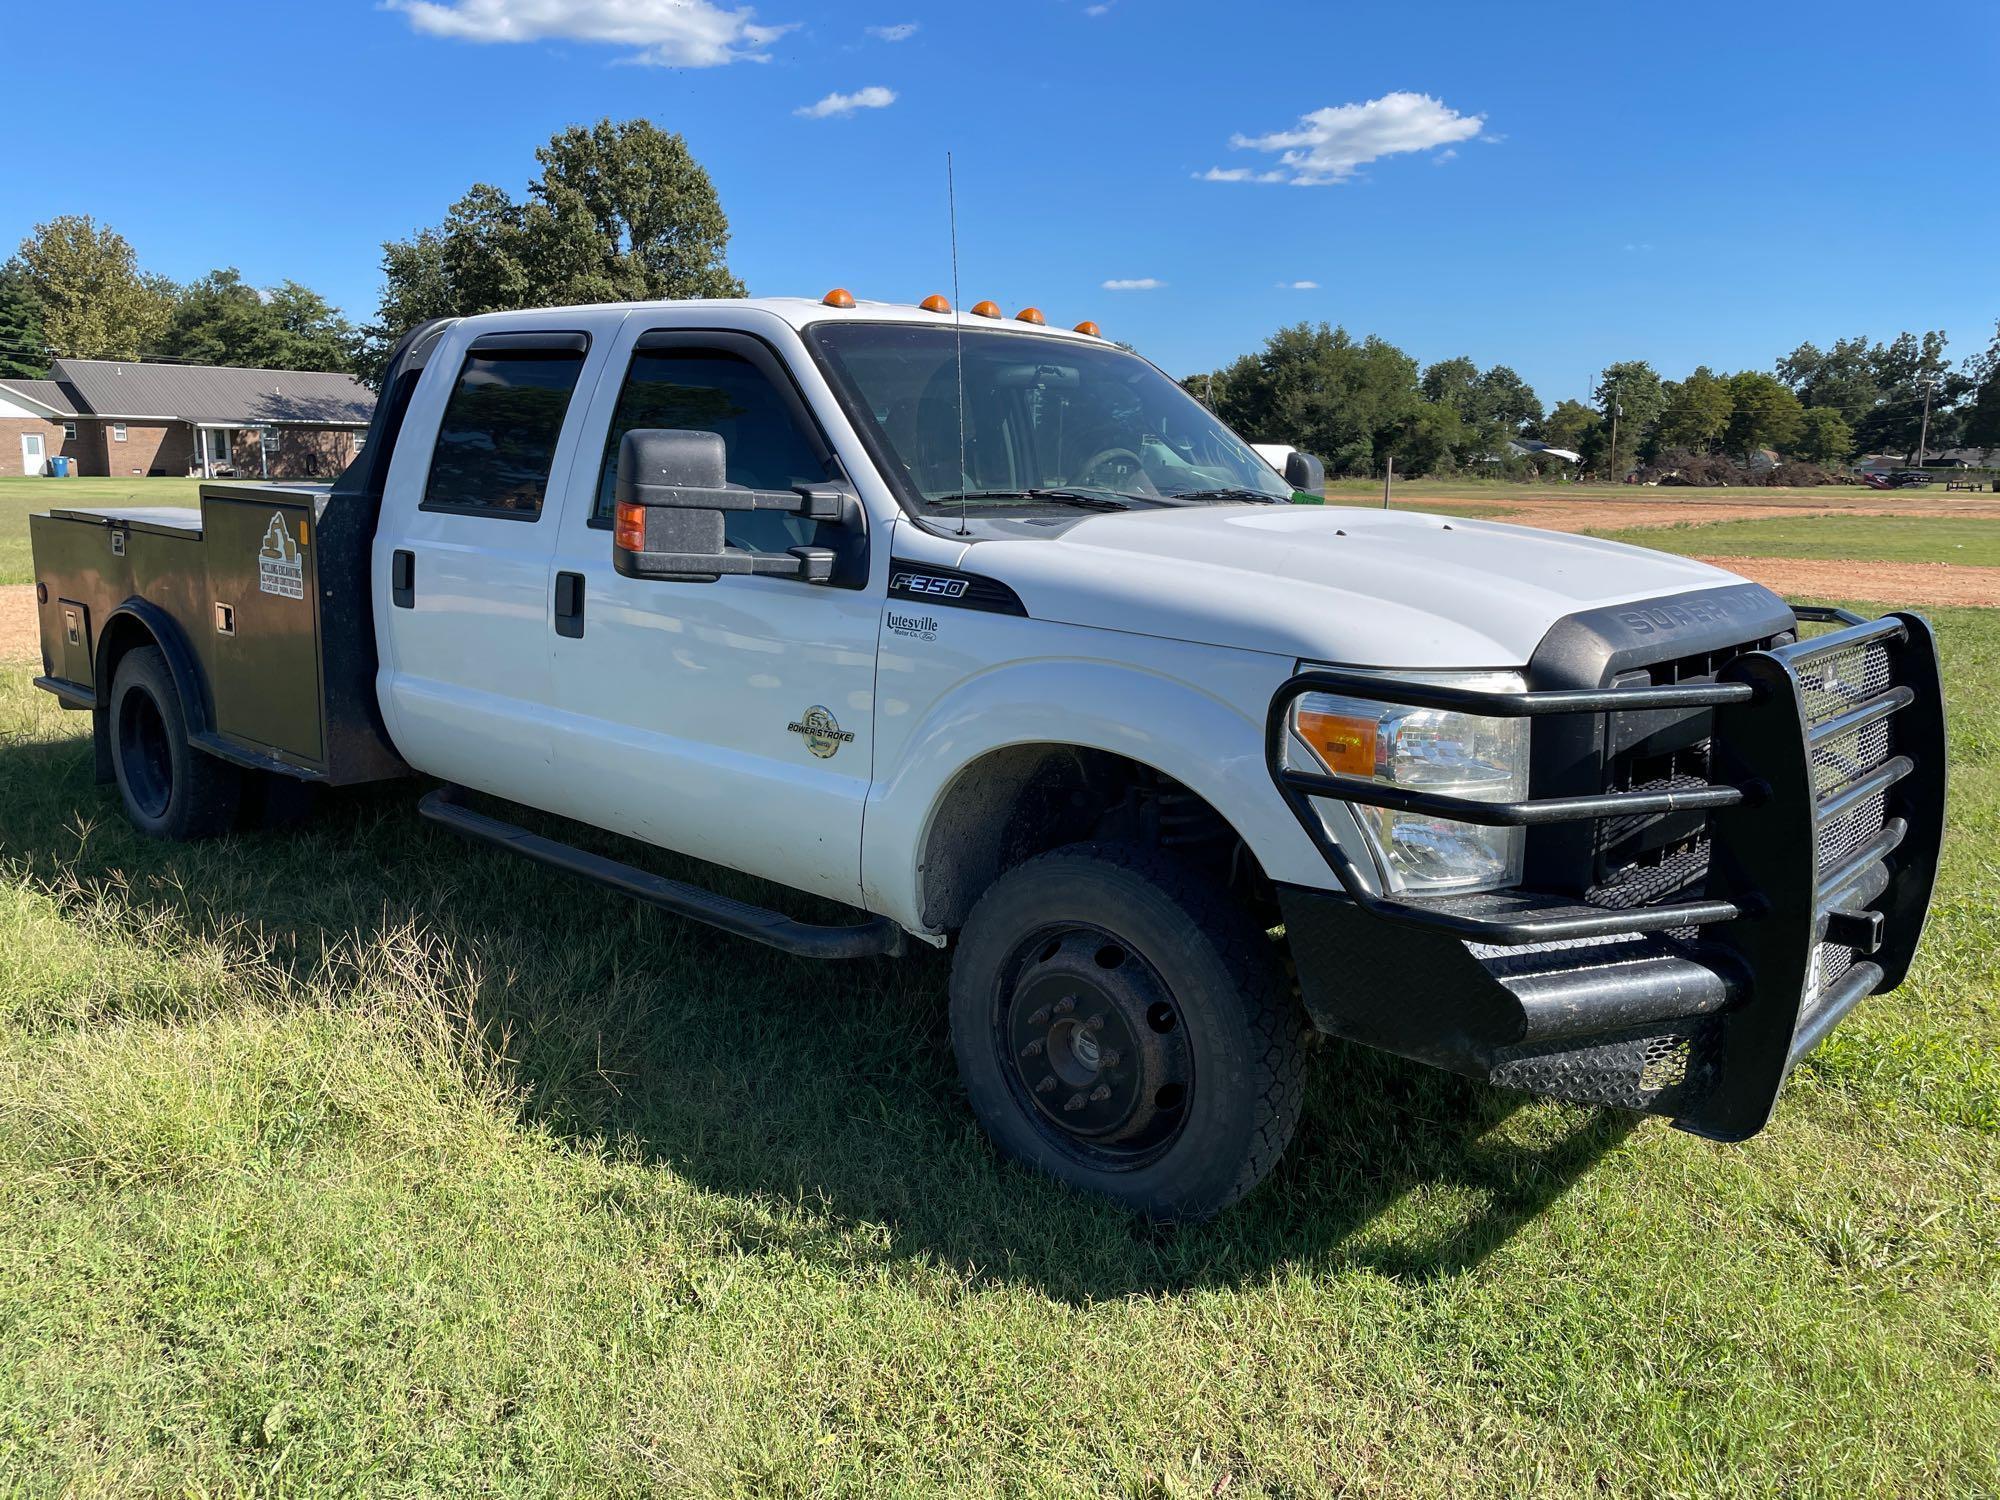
[204,491,325,765]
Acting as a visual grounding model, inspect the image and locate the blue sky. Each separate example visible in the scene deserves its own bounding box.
[6,0,1996,404]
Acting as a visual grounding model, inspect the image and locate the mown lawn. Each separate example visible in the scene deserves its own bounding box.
[0,477,207,585]
[1,607,1996,1495]
[1592,513,2000,567]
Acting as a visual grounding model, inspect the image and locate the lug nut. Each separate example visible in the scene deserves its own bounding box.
[1063,1092,1086,1112]
[1028,1005,1051,1027]
[1089,1084,1111,1102]
[1054,996,1076,1015]
[1036,1076,1056,1094]
[1100,1050,1121,1069]
[1085,1013,1105,1032]
[1020,1038,1044,1058]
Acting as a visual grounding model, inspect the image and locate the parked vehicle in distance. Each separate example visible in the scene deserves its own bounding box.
[1887,470,1937,487]
[27,292,1947,1218]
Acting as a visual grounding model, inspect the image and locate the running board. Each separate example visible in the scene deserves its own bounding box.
[418,786,904,960]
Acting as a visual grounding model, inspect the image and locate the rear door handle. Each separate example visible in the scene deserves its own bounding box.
[554,570,585,639]
[391,549,415,608]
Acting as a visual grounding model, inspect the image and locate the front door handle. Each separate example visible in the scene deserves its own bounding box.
[391,549,415,608]
[554,570,585,638]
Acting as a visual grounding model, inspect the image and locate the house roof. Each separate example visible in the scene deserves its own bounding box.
[39,358,373,426]
[0,378,80,417]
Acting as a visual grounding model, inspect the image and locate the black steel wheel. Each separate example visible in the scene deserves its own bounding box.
[107,645,241,840]
[950,842,1307,1220]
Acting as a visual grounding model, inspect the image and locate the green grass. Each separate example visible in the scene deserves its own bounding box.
[2,608,1998,1494]
[0,477,207,585]
[1592,513,2000,567]
[1321,475,1899,507]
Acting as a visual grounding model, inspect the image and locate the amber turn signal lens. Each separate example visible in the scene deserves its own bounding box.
[1014,307,1046,325]
[1073,320,1101,337]
[970,300,1001,318]
[919,293,951,313]
[821,287,856,309]
[614,501,647,553]
[1294,707,1381,779]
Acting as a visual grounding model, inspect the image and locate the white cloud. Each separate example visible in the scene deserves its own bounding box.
[1084,2,1114,14]
[1207,92,1486,186]
[1101,277,1164,291]
[386,0,794,66]
[795,85,896,119]
[1278,279,1319,290]
[866,21,916,40]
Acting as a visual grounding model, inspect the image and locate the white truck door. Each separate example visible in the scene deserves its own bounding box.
[541,324,880,905]
[373,328,600,805]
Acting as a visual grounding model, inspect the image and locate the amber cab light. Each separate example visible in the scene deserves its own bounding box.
[970,300,1002,318]
[614,501,647,553]
[1294,706,1383,780]
[1073,320,1101,337]
[919,293,951,313]
[1015,307,1046,325]
[821,287,856,309]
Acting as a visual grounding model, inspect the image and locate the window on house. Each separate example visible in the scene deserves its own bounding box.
[421,334,588,520]
[63,421,76,441]
[112,423,128,443]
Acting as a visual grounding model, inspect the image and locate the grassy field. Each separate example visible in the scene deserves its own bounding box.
[0,477,206,585]
[1592,513,2000,567]
[1,602,1996,1494]
[1321,475,1951,510]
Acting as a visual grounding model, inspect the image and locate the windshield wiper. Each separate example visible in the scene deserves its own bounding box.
[1165,487,1286,504]
[929,488,1136,511]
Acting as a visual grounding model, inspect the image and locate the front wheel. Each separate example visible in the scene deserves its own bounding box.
[948,843,1306,1220]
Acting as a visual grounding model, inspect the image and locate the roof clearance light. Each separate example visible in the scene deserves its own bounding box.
[919,293,951,313]
[822,288,856,309]
[1073,320,1101,337]
[1015,307,1046,325]
[971,300,1002,318]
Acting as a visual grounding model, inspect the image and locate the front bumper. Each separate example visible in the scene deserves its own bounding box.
[1267,607,1946,1140]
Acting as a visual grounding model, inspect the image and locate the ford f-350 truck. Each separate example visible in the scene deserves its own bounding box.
[28,293,1946,1219]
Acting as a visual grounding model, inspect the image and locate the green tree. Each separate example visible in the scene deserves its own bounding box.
[1793,406,1856,465]
[1853,330,1956,459]
[1776,336,1881,424]
[160,268,359,372]
[1475,364,1542,433]
[1592,360,1665,475]
[1961,322,2000,450]
[372,118,744,362]
[14,215,173,359]
[1653,366,1734,452]
[1724,371,1806,458]
[1539,398,1601,455]
[0,263,47,378]
[1205,322,1422,476]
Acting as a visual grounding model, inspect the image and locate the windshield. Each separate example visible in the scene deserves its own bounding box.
[809,323,1293,512]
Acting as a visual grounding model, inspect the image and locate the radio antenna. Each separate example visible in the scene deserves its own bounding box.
[948,151,969,537]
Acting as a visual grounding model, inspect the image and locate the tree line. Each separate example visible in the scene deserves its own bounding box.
[0,120,740,383]
[6,111,1996,477]
[1187,319,2000,480]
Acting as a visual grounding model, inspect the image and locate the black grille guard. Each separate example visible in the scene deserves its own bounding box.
[1266,606,1947,1140]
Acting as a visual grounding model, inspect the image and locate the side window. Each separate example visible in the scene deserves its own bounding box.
[422,338,587,520]
[593,346,837,555]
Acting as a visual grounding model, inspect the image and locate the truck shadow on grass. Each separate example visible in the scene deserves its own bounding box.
[0,724,1635,1301]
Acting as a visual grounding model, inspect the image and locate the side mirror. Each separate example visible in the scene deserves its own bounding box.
[1284,450,1326,496]
[612,428,853,584]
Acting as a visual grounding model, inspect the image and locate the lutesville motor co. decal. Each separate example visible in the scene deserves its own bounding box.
[258,512,305,599]
[787,705,855,758]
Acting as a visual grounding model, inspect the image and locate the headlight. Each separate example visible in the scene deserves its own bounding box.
[1286,671,1529,894]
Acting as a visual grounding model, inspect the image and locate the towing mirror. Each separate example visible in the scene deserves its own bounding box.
[1284,450,1326,496]
[612,428,853,585]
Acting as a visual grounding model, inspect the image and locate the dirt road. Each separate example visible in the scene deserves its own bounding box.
[1,585,35,664]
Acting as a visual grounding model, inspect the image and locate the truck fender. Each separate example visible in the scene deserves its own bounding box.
[860,659,1336,934]
[94,598,216,756]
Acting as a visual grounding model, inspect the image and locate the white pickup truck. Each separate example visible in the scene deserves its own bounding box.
[28,293,1946,1218]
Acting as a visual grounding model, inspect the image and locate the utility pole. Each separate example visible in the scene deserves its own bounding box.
[1607,377,1621,481]
[1916,375,1936,468]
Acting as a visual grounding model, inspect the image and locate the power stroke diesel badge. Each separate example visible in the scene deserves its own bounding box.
[787,705,855,758]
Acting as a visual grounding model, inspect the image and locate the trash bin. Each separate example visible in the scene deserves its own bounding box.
[50,456,69,477]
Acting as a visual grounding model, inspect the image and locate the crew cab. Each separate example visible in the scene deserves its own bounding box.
[27,293,1947,1218]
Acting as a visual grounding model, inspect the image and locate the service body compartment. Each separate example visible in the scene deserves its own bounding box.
[202,489,325,764]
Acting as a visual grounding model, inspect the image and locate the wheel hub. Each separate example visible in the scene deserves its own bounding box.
[1002,928,1192,1158]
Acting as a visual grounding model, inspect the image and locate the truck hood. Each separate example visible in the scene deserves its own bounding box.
[964,505,1763,667]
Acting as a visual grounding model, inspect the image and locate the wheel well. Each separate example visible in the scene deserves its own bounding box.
[918,745,1272,932]
[90,613,166,785]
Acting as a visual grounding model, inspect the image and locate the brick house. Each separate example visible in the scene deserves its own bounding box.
[0,358,373,479]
